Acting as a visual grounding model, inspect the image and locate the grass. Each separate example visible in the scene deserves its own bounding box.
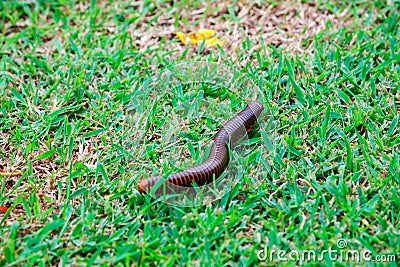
[0,0,399,266]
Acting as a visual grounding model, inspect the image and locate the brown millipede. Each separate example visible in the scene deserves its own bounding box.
[138,101,264,194]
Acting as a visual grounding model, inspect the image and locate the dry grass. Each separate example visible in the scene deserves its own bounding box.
[3,0,376,61]
[130,1,354,55]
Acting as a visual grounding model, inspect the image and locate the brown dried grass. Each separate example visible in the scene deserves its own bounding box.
[128,1,354,56]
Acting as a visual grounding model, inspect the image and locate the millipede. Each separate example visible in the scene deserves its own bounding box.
[138,101,264,194]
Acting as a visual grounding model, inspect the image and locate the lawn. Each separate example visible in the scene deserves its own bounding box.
[0,0,399,266]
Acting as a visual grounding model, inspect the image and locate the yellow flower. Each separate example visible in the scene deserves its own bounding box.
[176,32,188,45]
[176,28,222,48]
[198,29,216,38]
[205,37,222,47]
[187,32,204,43]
